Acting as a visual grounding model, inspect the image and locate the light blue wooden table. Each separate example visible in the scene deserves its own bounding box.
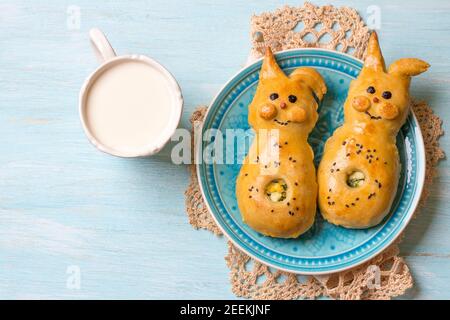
[0,0,448,299]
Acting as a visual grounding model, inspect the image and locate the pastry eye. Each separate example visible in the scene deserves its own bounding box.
[367,86,376,94]
[382,91,392,99]
[288,95,297,103]
[269,93,279,100]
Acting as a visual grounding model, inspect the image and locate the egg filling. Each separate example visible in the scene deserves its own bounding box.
[346,171,365,188]
[265,179,287,202]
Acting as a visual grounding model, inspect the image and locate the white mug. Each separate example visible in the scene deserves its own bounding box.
[79,28,183,157]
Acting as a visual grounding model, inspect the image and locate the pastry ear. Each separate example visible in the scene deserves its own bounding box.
[290,67,327,100]
[364,32,386,72]
[388,58,430,77]
[259,47,287,81]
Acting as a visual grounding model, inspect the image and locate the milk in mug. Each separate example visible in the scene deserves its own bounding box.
[84,60,177,155]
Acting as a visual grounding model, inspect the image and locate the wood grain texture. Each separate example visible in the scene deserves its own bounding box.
[0,0,448,299]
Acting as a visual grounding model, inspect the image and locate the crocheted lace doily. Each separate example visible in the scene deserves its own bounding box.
[184,3,444,300]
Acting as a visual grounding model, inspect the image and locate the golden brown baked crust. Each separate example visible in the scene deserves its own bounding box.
[317,32,429,228]
[236,48,326,238]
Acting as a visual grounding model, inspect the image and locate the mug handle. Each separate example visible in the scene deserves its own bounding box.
[89,28,117,63]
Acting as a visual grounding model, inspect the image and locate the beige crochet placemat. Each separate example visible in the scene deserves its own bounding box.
[184,3,445,300]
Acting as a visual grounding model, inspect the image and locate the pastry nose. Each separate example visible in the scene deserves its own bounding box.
[280,102,287,109]
[373,97,380,103]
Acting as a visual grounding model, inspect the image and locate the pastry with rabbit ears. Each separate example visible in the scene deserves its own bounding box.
[317,32,429,228]
[236,48,326,238]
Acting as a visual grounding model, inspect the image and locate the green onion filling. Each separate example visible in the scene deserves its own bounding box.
[347,171,365,188]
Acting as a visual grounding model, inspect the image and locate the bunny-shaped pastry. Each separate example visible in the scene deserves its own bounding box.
[236,48,327,238]
[318,32,429,228]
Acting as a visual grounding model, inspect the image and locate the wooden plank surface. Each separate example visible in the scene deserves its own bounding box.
[0,0,448,299]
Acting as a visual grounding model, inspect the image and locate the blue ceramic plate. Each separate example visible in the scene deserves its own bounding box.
[197,49,425,274]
